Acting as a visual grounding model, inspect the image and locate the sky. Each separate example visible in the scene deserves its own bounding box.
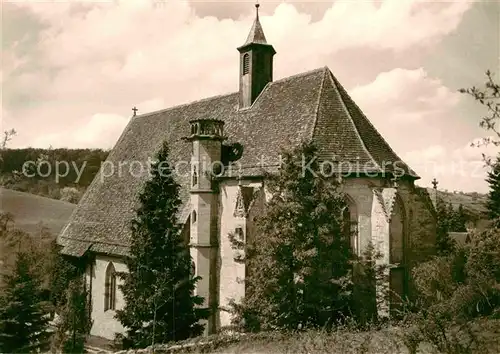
[2,0,500,193]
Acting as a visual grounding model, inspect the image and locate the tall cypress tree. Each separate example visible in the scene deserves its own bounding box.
[116,141,208,349]
[0,252,50,353]
[486,154,500,227]
[234,143,353,331]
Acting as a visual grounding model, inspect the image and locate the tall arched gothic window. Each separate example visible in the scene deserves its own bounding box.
[390,197,405,264]
[389,196,406,316]
[104,262,117,311]
[343,196,359,256]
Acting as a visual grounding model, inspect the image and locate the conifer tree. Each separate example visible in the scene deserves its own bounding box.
[234,143,353,331]
[435,198,455,256]
[47,239,84,311]
[116,141,208,349]
[450,204,467,232]
[0,252,50,353]
[486,154,500,226]
[51,277,91,353]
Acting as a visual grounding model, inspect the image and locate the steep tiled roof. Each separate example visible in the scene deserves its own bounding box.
[58,66,418,257]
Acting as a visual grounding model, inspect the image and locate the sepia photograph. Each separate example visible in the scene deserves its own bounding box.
[1,0,499,353]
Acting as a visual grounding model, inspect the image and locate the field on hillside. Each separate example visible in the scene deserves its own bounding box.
[0,187,75,286]
[0,187,75,236]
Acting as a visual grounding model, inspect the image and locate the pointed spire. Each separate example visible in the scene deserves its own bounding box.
[237,2,275,108]
[242,2,268,46]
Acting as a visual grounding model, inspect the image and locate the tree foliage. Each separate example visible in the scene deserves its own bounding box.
[435,198,457,256]
[450,204,468,233]
[485,154,500,226]
[51,277,92,353]
[459,70,500,153]
[1,129,16,150]
[404,226,500,353]
[230,143,354,332]
[0,147,108,201]
[116,141,208,349]
[46,240,87,311]
[59,186,82,204]
[0,252,51,353]
[459,70,500,226]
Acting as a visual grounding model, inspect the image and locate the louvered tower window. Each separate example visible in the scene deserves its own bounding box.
[242,54,250,75]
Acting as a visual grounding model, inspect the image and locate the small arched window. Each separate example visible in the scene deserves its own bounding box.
[192,210,197,224]
[104,263,117,311]
[235,227,244,241]
[242,53,250,75]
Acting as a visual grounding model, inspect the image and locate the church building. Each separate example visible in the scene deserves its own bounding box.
[58,5,436,341]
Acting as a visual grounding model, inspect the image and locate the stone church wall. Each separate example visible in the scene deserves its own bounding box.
[86,178,435,338]
[217,179,263,329]
[88,255,127,340]
[395,181,437,299]
[343,177,380,257]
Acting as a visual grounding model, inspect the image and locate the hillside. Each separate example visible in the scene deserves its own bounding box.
[0,188,75,284]
[426,187,489,228]
[0,187,75,236]
[0,147,109,202]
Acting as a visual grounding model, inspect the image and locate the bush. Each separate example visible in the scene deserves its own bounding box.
[402,226,500,353]
[59,186,82,204]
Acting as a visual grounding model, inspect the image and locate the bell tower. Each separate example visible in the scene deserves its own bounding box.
[237,3,276,109]
[184,119,225,335]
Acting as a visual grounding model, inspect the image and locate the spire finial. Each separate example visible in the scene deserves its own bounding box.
[255,2,260,19]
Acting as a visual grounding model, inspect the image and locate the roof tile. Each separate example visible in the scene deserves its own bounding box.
[59,67,417,256]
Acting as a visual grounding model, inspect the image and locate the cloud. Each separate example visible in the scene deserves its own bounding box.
[347,67,464,169]
[403,137,500,193]
[351,68,460,124]
[30,113,129,149]
[3,0,473,158]
[451,136,500,162]
[74,113,129,148]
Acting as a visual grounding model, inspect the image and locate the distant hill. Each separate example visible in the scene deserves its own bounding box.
[0,147,109,202]
[426,188,487,213]
[0,187,75,237]
[426,187,490,229]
